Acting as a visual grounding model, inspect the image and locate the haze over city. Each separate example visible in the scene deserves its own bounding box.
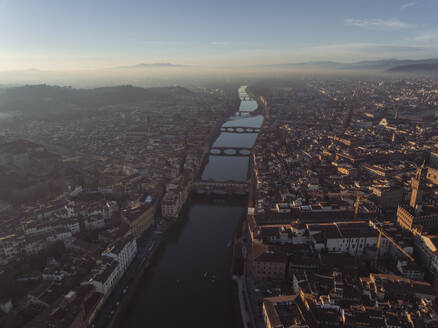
[1,0,438,71]
[2,1,438,328]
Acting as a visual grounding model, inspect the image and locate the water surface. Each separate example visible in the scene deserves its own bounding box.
[126,86,261,327]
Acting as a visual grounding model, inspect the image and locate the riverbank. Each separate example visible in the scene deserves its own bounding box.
[230,88,266,328]
[124,198,246,327]
[197,96,242,180]
[93,96,243,327]
[120,85,260,327]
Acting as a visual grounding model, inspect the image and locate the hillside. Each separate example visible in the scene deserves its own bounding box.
[263,58,438,71]
[387,63,438,73]
[0,84,195,114]
[116,63,186,69]
[0,140,65,203]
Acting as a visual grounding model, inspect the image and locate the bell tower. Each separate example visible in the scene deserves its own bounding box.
[410,159,428,211]
[145,115,152,137]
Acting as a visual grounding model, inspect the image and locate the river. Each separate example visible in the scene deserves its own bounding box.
[125,85,263,327]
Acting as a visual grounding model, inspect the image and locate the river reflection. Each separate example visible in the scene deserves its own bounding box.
[125,86,261,328]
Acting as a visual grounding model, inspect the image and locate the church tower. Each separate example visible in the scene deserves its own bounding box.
[354,192,360,218]
[409,159,428,211]
[145,116,152,137]
[397,155,436,231]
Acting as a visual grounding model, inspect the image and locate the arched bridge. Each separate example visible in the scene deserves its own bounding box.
[220,126,260,134]
[193,180,249,194]
[209,146,252,157]
[235,111,254,117]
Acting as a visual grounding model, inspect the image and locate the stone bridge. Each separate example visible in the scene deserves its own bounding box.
[234,111,255,117]
[193,180,249,194]
[209,146,252,157]
[220,126,260,134]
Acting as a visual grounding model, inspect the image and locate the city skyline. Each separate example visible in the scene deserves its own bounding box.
[1,0,438,70]
[2,2,438,326]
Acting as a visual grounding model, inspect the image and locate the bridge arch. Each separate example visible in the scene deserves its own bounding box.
[219,126,260,134]
[208,146,252,157]
[193,179,249,195]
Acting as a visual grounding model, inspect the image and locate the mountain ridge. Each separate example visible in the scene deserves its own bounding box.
[259,58,438,71]
[115,63,187,69]
[387,62,438,73]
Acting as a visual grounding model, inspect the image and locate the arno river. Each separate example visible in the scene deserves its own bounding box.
[125,86,263,327]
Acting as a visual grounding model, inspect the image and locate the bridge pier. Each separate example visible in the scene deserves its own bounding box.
[193,180,249,195]
[235,111,253,117]
[209,146,252,157]
[220,126,260,134]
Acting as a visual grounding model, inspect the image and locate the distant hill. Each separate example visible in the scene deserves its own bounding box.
[0,139,66,203]
[263,58,438,71]
[0,139,61,176]
[342,58,438,70]
[0,84,195,114]
[116,63,186,69]
[387,63,438,73]
[264,61,345,70]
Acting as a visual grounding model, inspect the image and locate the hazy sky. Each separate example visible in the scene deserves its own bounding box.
[1,0,438,70]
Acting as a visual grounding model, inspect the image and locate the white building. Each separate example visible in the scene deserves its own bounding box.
[23,237,47,255]
[42,270,65,281]
[161,191,181,218]
[23,222,53,236]
[104,200,119,219]
[416,234,438,278]
[46,228,74,248]
[308,222,379,256]
[84,215,106,231]
[63,219,80,235]
[0,234,21,263]
[82,260,119,300]
[102,235,137,280]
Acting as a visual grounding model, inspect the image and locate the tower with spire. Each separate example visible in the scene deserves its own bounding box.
[145,115,152,137]
[397,154,438,232]
[409,159,428,212]
[354,192,360,219]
